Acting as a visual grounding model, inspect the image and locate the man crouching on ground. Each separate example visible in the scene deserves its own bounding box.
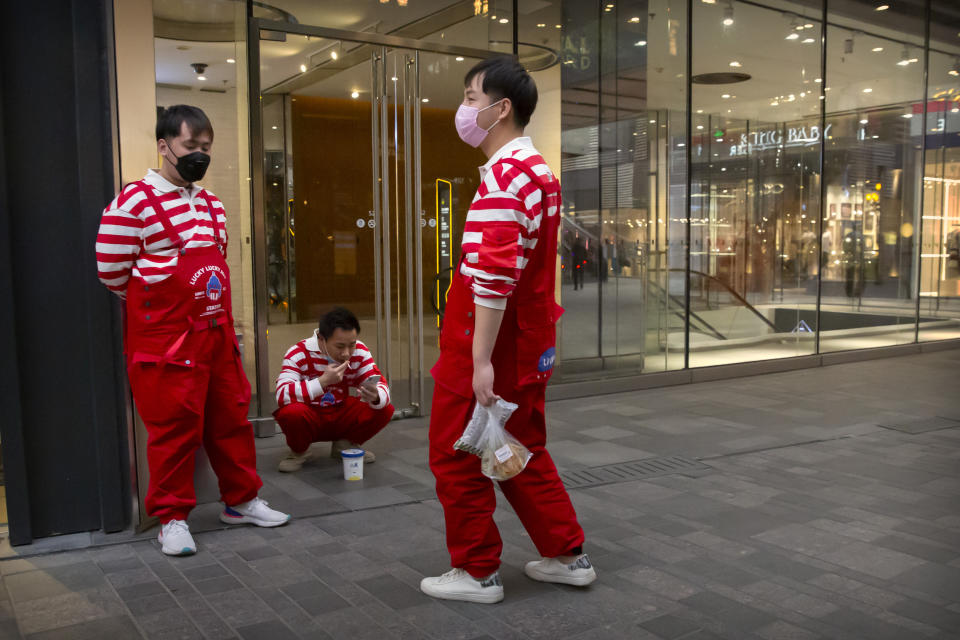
[273,307,394,472]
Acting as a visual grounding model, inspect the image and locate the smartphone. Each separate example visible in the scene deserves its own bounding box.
[361,375,381,388]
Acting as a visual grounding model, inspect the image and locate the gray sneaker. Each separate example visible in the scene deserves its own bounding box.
[278,449,313,472]
[524,553,597,586]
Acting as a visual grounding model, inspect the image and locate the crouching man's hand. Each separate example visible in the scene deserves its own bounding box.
[359,384,380,405]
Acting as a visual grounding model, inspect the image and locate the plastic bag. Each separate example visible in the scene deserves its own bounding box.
[454,399,532,481]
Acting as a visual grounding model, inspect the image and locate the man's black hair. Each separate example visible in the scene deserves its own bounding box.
[318,307,361,339]
[156,105,214,141]
[464,56,538,127]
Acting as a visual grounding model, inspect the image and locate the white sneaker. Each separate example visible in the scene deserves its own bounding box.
[524,553,597,586]
[420,568,504,604]
[330,439,376,463]
[220,497,291,527]
[158,520,196,556]
[278,449,313,472]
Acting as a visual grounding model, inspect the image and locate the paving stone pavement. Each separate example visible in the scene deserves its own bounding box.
[1,350,959,639]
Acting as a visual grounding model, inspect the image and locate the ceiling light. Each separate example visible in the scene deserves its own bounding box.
[722,2,734,26]
[814,78,822,82]
[786,33,800,40]
[226,58,236,64]
[272,126,278,130]
[455,56,464,61]
[351,91,359,99]
[331,51,338,60]
[875,4,889,10]
[872,47,883,52]
[729,61,741,67]
[555,24,562,29]
[770,100,779,106]
[701,0,717,3]
[300,64,307,73]
[422,98,429,103]
[696,109,703,113]
[197,75,207,81]
[804,23,813,29]
[391,76,398,81]
[537,23,545,28]
[860,118,869,124]
[635,40,647,46]
[902,113,913,118]
[802,37,815,44]
[863,87,873,93]
[721,93,731,98]
[499,18,509,23]
[697,125,704,129]
[629,17,640,23]
[649,119,656,123]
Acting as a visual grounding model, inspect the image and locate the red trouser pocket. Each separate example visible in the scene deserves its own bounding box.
[128,356,204,426]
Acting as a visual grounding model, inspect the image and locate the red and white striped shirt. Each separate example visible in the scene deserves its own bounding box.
[96,170,227,297]
[275,331,390,410]
[460,137,560,310]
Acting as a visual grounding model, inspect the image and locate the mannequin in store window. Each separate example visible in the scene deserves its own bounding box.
[843,227,865,298]
[571,234,586,290]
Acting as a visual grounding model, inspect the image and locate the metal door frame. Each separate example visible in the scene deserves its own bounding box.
[247,18,491,420]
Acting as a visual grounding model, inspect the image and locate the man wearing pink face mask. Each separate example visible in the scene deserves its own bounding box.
[420,57,595,604]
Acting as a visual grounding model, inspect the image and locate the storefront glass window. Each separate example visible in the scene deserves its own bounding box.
[819,9,925,351]
[548,0,689,381]
[689,0,823,367]
[918,2,960,342]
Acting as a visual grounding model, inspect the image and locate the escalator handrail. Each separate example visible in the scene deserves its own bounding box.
[667,268,780,333]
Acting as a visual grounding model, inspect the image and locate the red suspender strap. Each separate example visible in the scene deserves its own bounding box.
[198,190,224,246]
[133,180,184,250]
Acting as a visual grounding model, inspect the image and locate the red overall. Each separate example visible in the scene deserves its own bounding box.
[125,181,261,523]
[429,158,585,578]
[273,348,394,454]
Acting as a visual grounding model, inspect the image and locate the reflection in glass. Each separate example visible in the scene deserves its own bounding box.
[819,21,924,351]
[689,0,823,367]
[919,45,960,341]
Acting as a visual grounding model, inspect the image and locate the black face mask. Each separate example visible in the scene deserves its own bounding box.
[167,147,211,183]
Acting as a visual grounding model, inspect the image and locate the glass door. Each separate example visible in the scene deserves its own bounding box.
[249,23,489,419]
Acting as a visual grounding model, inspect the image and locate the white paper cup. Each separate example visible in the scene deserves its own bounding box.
[341,448,365,481]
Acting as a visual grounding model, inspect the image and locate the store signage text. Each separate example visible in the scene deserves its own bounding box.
[729,124,832,156]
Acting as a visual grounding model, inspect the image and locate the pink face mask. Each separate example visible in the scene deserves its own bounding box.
[454,99,504,147]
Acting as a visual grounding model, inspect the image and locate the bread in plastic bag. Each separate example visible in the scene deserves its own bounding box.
[454,398,532,481]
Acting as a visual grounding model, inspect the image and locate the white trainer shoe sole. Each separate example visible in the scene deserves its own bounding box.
[524,561,597,586]
[219,508,290,528]
[419,580,504,604]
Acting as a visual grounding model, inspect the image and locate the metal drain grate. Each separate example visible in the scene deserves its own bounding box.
[877,416,960,434]
[560,455,711,490]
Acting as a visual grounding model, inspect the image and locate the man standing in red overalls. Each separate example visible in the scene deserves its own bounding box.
[420,58,596,604]
[97,106,289,556]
